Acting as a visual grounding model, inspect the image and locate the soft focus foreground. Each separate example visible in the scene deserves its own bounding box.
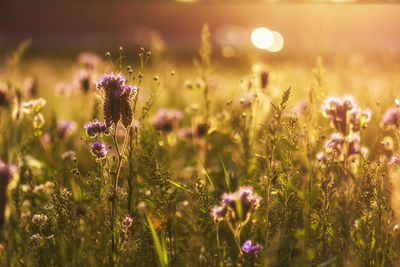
[1,23,400,267]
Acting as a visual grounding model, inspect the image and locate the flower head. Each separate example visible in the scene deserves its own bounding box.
[122,215,133,228]
[322,95,368,135]
[211,205,227,220]
[382,107,400,129]
[96,73,136,128]
[214,186,261,222]
[32,214,48,226]
[241,240,261,254]
[90,141,107,160]
[84,119,109,137]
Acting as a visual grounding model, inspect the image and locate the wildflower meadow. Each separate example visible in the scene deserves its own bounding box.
[1,14,400,266]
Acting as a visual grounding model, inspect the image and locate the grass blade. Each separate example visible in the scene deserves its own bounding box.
[219,154,231,192]
[146,214,168,267]
[199,159,216,191]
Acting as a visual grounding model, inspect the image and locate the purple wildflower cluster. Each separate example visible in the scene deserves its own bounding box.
[212,186,261,221]
[320,133,368,162]
[151,109,183,133]
[322,95,371,136]
[382,107,400,129]
[319,95,370,163]
[96,73,137,128]
[90,141,107,160]
[241,240,261,254]
[85,119,109,137]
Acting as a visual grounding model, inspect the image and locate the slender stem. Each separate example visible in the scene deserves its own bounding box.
[38,136,57,170]
[110,123,131,265]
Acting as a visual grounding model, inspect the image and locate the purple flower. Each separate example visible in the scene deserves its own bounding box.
[322,95,366,135]
[382,108,400,129]
[390,155,400,165]
[241,240,261,254]
[221,186,261,221]
[84,119,109,137]
[349,108,371,132]
[96,73,136,98]
[96,73,136,128]
[90,141,107,160]
[211,205,227,220]
[151,109,183,133]
[57,120,77,138]
[325,133,344,154]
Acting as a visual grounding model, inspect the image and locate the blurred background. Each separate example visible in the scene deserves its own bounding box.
[1,1,400,63]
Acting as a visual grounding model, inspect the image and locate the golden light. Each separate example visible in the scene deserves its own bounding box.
[251,27,274,50]
[267,31,284,52]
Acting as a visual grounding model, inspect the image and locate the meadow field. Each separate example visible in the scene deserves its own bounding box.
[1,25,400,266]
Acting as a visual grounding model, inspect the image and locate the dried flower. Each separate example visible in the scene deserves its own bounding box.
[30,234,43,245]
[260,70,269,89]
[122,215,133,228]
[90,141,107,160]
[32,214,48,226]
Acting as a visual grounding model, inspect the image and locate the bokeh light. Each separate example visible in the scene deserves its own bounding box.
[251,27,274,50]
[267,31,284,52]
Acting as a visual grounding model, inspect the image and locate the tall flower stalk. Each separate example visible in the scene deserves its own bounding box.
[95,72,136,263]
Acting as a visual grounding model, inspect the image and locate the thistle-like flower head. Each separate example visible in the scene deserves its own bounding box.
[84,119,109,137]
[90,141,107,160]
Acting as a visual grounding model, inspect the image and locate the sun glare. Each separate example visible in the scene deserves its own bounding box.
[251,27,274,50]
